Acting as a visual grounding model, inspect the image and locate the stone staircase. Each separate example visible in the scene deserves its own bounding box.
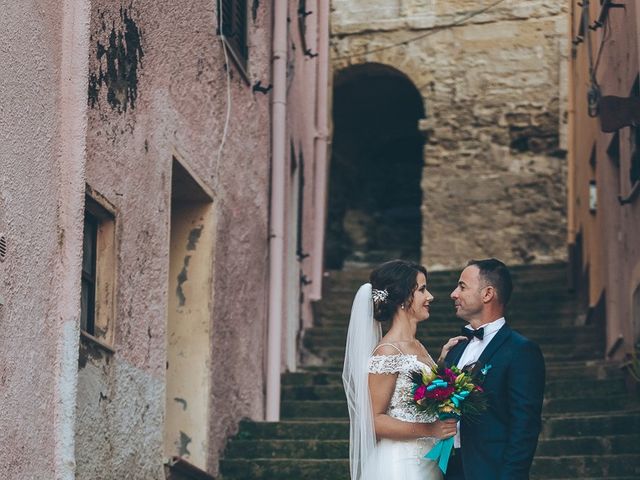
[219,263,640,479]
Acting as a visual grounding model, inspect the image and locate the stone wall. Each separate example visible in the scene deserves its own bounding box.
[331,0,569,268]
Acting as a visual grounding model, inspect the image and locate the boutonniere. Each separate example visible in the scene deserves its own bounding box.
[477,363,492,382]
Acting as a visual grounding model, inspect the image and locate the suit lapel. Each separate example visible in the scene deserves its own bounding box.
[470,324,512,376]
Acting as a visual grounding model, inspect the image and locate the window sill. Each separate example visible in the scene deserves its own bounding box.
[80,330,115,354]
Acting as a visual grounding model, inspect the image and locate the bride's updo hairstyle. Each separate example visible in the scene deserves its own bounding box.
[369,260,428,322]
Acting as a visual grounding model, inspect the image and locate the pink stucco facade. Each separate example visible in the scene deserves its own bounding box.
[1,1,329,478]
[568,0,640,360]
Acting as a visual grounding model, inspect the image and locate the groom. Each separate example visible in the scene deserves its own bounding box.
[444,259,545,480]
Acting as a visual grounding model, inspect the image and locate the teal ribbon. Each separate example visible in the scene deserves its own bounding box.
[424,437,454,473]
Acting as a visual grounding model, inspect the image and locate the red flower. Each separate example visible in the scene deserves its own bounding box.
[425,385,455,401]
[414,385,427,401]
[474,385,484,392]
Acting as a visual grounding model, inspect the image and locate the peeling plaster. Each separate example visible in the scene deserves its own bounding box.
[173,397,187,411]
[88,7,144,111]
[176,255,191,306]
[177,431,191,457]
[186,226,203,251]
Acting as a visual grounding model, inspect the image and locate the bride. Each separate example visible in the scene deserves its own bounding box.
[342,260,465,480]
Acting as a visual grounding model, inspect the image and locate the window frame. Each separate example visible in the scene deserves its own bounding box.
[217,0,249,81]
[80,189,117,352]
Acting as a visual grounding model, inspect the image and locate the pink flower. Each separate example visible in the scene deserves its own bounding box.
[442,368,456,383]
[414,385,427,401]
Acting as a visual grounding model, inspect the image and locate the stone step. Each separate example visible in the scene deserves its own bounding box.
[306,321,597,337]
[317,294,579,310]
[536,477,640,480]
[308,344,604,363]
[224,433,640,460]
[236,419,349,440]
[318,289,578,305]
[542,396,638,415]
[542,412,640,437]
[219,458,348,480]
[225,439,348,459]
[281,400,349,419]
[324,279,573,295]
[283,361,623,386]
[303,327,599,347]
[535,434,640,456]
[281,378,627,401]
[281,394,637,419]
[530,453,640,478]
[219,454,640,480]
[316,308,581,326]
[236,412,640,443]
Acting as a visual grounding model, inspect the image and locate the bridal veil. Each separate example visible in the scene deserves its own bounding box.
[342,283,382,480]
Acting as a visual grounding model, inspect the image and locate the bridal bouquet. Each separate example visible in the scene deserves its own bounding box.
[410,364,488,473]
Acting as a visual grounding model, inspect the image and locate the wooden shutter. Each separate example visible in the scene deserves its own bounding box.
[219,0,248,70]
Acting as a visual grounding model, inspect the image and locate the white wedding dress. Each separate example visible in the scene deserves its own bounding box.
[342,283,442,480]
[362,350,443,480]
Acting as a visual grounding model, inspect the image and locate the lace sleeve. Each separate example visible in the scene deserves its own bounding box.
[368,355,407,374]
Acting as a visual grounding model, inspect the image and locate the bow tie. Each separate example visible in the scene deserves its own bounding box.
[461,326,484,340]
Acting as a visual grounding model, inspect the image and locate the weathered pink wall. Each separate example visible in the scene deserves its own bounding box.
[0,1,90,478]
[1,0,329,477]
[569,0,640,357]
[79,0,273,476]
[285,0,330,334]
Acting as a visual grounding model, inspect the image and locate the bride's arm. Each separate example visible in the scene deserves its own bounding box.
[437,336,468,363]
[369,371,456,441]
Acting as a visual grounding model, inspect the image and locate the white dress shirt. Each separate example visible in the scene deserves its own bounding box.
[454,317,506,448]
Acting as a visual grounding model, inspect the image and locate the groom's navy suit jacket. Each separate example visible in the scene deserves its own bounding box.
[444,324,545,480]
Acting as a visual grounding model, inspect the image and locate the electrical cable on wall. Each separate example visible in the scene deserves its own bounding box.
[333,0,508,61]
[214,0,233,191]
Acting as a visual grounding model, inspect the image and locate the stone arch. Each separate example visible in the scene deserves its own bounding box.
[325,63,425,268]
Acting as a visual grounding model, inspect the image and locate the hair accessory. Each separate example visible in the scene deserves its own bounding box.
[372,288,389,304]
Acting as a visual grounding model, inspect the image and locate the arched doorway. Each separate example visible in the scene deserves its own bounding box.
[326,63,425,269]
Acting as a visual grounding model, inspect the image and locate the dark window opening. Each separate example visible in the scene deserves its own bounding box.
[81,212,98,335]
[218,0,248,74]
[327,63,425,268]
[631,126,640,187]
[630,77,640,188]
[296,150,305,260]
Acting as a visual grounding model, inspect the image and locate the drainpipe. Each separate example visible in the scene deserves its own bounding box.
[310,0,330,302]
[266,0,288,422]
